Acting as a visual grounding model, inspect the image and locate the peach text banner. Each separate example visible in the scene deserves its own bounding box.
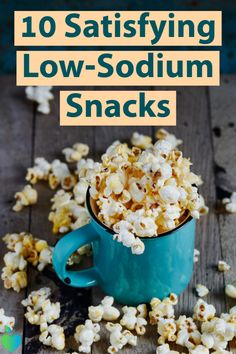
[60,91,176,126]
[16,50,220,86]
[14,11,222,46]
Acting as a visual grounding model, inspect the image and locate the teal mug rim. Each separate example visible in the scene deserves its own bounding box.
[86,187,193,240]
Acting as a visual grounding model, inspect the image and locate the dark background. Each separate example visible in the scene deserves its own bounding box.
[0,0,235,74]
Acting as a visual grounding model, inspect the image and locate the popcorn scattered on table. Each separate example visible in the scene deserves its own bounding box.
[175,315,201,350]
[189,345,210,354]
[74,319,100,353]
[131,132,152,149]
[106,322,137,353]
[222,192,236,213]
[62,143,89,163]
[1,232,52,292]
[26,157,51,184]
[120,304,147,335]
[86,134,207,255]
[218,261,231,272]
[155,129,183,149]
[157,317,177,344]
[88,296,120,323]
[149,293,178,325]
[194,249,200,263]
[225,283,236,299]
[0,309,15,333]
[196,284,209,297]
[13,184,38,212]
[49,159,76,190]
[193,299,216,322]
[25,86,53,114]
[22,287,65,350]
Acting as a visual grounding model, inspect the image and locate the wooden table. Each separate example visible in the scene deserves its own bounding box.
[0,75,236,353]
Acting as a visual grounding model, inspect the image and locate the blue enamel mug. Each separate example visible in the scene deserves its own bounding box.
[53,189,196,305]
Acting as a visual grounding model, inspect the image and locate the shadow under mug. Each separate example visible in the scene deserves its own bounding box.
[53,189,196,305]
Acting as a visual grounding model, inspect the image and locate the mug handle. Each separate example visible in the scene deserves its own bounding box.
[52,223,99,288]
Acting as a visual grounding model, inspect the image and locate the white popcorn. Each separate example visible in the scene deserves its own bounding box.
[175,315,201,349]
[39,324,65,350]
[25,86,53,114]
[13,184,38,211]
[196,284,209,297]
[74,319,100,353]
[41,300,60,324]
[0,309,15,333]
[3,252,27,271]
[194,249,200,263]
[120,305,147,335]
[104,173,125,197]
[212,350,231,354]
[26,157,51,184]
[73,180,89,204]
[1,267,27,292]
[156,129,183,149]
[189,345,209,354]
[62,143,89,163]
[149,294,178,325]
[22,287,51,311]
[157,318,177,344]
[222,192,236,213]
[193,299,216,322]
[156,344,179,354]
[49,159,76,190]
[218,261,231,272]
[154,140,173,154]
[159,185,180,204]
[131,132,152,149]
[106,322,137,353]
[88,296,120,323]
[225,284,236,299]
[201,317,235,350]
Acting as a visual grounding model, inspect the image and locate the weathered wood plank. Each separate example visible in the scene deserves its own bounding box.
[23,88,95,354]
[0,76,34,354]
[209,74,236,352]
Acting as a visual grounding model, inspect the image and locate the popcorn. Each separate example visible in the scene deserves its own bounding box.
[225,284,236,299]
[1,233,52,292]
[62,143,89,163]
[13,184,38,211]
[120,305,147,335]
[189,345,209,354]
[218,261,231,272]
[74,319,100,353]
[149,294,178,325]
[73,180,89,204]
[196,284,209,297]
[106,322,137,353]
[0,309,15,333]
[49,159,76,190]
[131,132,152,149]
[222,192,236,213]
[193,299,216,322]
[87,133,207,254]
[88,296,120,323]
[39,324,65,350]
[194,249,200,263]
[156,129,183,149]
[176,315,201,350]
[156,344,179,354]
[25,86,54,114]
[26,157,51,184]
[22,287,51,312]
[201,317,235,350]
[157,318,177,344]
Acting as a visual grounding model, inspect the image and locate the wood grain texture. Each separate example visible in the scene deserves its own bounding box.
[209,75,236,353]
[0,76,34,354]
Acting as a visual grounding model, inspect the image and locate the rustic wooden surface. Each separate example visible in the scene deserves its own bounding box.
[0,75,236,353]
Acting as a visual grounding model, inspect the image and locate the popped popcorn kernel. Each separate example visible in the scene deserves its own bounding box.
[49,159,76,190]
[120,305,147,335]
[0,309,15,333]
[88,296,120,323]
[13,184,38,212]
[25,86,53,114]
[175,315,201,350]
[225,284,236,299]
[194,249,200,263]
[156,343,179,354]
[218,261,231,272]
[149,294,178,325]
[222,192,236,213]
[157,317,177,344]
[26,157,51,184]
[74,319,100,353]
[63,142,89,163]
[189,345,209,354]
[39,324,65,350]
[196,284,209,297]
[155,129,183,149]
[106,322,137,353]
[131,132,152,149]
[193,299,216,322]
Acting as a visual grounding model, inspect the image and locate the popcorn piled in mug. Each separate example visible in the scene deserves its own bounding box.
[86,132,208,254]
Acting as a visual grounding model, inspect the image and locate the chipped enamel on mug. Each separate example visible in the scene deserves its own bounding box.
[53,188,196,305]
